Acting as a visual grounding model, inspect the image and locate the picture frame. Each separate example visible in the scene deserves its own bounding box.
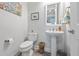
[0,2,22,16]
[31,12,39,20]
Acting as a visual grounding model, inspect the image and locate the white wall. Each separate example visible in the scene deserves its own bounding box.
[0,3,28,56]
[27,2,49,51]
[27,2,65,52]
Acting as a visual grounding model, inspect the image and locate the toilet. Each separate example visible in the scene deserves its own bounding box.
[19,33,38,56]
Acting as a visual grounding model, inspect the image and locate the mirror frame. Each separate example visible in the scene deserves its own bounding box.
[45,3,59,26]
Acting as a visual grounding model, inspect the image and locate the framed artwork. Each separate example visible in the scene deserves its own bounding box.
[31,12,39,20]
[0,2,22,16]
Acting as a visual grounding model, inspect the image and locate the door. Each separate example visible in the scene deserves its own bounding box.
[69,2,79,56]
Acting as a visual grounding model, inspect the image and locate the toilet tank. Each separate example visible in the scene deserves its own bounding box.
[28,33,38,42]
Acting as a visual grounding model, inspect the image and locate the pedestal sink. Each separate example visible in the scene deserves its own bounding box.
[45,30,64,56]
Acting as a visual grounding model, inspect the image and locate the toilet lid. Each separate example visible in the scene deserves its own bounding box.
[20,41,33,48]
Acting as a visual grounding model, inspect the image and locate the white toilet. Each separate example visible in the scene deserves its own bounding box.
[19,33,38,56]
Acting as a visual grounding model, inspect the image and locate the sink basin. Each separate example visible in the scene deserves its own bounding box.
[45,30,64,36]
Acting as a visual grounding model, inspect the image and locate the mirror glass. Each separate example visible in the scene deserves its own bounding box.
[46,3,58,25]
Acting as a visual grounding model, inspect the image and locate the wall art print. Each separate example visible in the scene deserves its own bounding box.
[0,2,22,16]
[31,12,39,20]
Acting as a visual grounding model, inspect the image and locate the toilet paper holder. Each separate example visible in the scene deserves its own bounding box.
[4,40,9,43]
[4,38,14,44]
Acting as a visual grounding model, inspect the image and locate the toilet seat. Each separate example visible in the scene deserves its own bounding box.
[20,41,33,48]
[19,41,33,52]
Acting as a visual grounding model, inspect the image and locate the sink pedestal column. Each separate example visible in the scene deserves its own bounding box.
[51,36,57,56]
[45,31,64,56]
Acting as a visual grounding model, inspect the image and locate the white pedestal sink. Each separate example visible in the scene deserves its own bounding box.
[45,30,64,56]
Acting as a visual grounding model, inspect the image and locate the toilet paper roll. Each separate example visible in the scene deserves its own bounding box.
[9,38,14,44]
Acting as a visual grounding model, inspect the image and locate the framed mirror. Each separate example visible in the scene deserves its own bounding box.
[45,3,58,26]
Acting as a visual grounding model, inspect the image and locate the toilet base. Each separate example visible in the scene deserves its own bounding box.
[22,49,33,56]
